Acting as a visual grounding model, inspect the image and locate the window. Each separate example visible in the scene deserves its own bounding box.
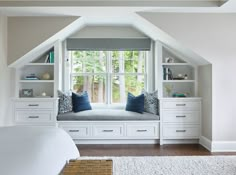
[69,50,148,104]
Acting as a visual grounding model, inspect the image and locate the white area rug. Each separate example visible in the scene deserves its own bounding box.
[79,156,236,175]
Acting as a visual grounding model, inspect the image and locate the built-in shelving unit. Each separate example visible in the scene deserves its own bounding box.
[157,42,198,98]
[15,43,58,98]
[156,41,201,145]
[12,41,61,127]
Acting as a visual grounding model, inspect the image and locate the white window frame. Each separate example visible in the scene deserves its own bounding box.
[64,50,153,105]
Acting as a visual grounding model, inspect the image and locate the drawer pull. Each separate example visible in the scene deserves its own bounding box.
[102,130,113,132]
[69,130,79,132]
[28,116,39,119]
[28,104,39,107]
[176,115,186,118]
[176,104,186,106]
[176,130,186,132]
[137,130,147,132]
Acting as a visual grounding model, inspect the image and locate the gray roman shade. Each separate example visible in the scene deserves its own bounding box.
[66,38,151,51]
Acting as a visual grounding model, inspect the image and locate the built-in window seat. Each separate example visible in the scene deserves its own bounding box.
[57,108,160,144]
[57,109,160,121]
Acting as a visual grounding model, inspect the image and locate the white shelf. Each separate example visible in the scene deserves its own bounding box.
[162,80,195,83]
[25,63,54,66]
[162,63,189,66]
[19,80,54,83]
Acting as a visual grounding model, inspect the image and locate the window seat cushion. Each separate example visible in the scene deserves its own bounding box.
[57,109,159,121]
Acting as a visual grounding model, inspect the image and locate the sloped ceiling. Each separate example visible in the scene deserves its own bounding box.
[138,12,236,64]
[8,16,78,65]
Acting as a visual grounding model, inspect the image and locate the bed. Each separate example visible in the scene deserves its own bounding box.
[0,126,80,175]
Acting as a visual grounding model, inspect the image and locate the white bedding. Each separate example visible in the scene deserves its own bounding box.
[0,126,80,175]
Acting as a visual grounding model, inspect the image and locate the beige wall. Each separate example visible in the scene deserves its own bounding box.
[70,26,147,38]
[8,16,78,65]
[198,64,212,140]
[0,16,14,126]
[140,13,236,141]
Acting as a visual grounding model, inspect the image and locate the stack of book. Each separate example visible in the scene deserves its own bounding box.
[24,74,39,80]
[44,51,54,63]
[163,67,173,80]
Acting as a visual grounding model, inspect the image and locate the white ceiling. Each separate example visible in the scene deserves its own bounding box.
[0,0,235,17]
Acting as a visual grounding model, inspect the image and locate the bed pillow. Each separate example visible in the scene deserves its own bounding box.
[125,92,144,114]
[58,90,72,114]
[72,91,92,113]
[142,90,159,115]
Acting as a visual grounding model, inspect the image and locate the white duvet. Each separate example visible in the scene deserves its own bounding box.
[0,126,80,175]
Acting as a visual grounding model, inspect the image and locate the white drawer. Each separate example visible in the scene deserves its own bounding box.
[162,101,200,110]
[15,111,53,122]
[15,101,54,109]
[163,124,200,139]
[162,111,200,123]
[127,125,159,138]
[63,126,89,138]
[93,125,123,137]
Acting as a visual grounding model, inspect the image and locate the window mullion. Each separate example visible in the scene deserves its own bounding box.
[106,51,111,105]
[69,51,73,91]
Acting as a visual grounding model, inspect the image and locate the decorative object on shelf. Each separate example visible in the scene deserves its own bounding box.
[42,92,47,96]
[44,54,49,63]
[172,92,189,98]
[184,74,188,80]
[41,72,51,80]
[173,74,185,80]
[24,73,39,80]
[21,89,33,97]
[164,84,174,97]
[43,51,54,63]
[163,67,173,80]
[165,57,174,63]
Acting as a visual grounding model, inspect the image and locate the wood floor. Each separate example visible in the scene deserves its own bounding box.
[77,144,236,156]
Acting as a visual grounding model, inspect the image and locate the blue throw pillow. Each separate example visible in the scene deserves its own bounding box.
[125,92,144,114]
[72,92,92,112]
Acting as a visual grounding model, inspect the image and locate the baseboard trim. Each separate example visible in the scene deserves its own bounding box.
[199,136,212,151]
[74,139,159,144]
[211,141,236,152]
[162,139,199,144]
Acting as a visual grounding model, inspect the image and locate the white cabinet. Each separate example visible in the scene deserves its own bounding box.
[63,126,90,138]
[58,121,160,143]
[162,124,200,139]
[126,124,159,137]
[13,98,58,126]
[93,125,124,138]
[160,98,201,144]
[11,41,61,127]
[15,101,54,109]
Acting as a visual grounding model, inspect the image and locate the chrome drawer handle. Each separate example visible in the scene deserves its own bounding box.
[69,130,79,132]
[28,104,39,107]
[28,116,39,119]
[176,104,186,106]
[103,130,113,132]
[137,130,147,132]
[176,130,186,132]
[176,115,186,118]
